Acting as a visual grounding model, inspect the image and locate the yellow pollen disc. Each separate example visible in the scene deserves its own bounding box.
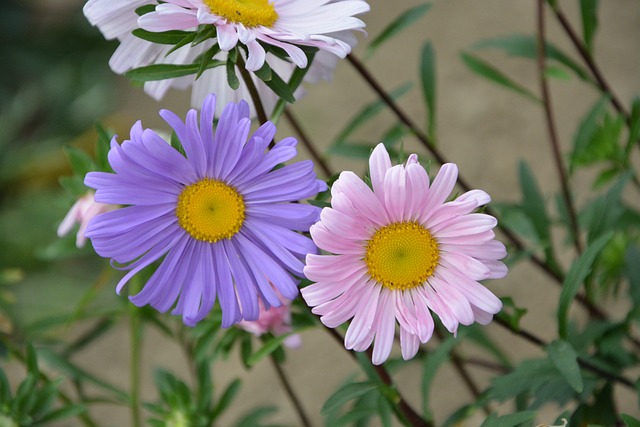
[176,178,245,243]
[204,0,278,28]
[364,222,440,291]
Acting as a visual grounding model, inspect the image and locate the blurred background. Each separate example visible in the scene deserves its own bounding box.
[2,0,639,425]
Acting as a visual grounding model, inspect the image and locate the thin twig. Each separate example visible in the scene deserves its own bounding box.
[284,108,334,178]
[548,2,630,121]
[433,329,491,416]
[269,354,313,427]
[536,0,583,254]
[129,306,142,427]
[323,327,432,427]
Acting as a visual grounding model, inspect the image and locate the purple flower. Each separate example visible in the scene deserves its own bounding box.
[85,94,327,327]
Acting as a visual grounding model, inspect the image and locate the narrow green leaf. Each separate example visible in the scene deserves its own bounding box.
[135,4,156,16]
[547,339,583,392]
[480,411,537,427]
[258,66,295,104]
[333,83,413,146]
[234,406,277,427]
[367,3,432,57]
[37,348,128,402]
[196,44,222,79]
[580,0,599,55]
[473,34,590,81]
[64,146,95,176]
[557,232,614,338]
[212,379,241,420]
[519,161,551,244]
[461,52,540,102]
[321,382,378,416]
[94,123,113,172]
[621,413,640,427]
[124,62,224,82]
[246,328,307,366]
[269,49,315,122]
[569,96,609,173]
[38,405,86,423]
[132,29,193,45]
[420,42,437,139]
[254,62,273,82]
[226,60,240,90]
[26,343,39,375]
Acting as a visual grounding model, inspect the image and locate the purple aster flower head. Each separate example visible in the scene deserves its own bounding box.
[302,144,507,365]
[84,94,327,327]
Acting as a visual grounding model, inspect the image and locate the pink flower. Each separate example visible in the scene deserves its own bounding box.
[301,144,507,364]
[238,292,301,348]
[57,192,115,248]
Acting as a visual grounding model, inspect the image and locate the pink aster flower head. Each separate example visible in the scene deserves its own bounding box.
[301,144,508,365]
[138,0,370,71]
[57,192,115,248]
[238,287,301,348]
[84,94,327,327]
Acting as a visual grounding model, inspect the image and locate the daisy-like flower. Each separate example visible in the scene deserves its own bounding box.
[57,192,115,248]
[138,0,370,71]
[83,0,360,114]
[301,144,507,365]
[238,286,301,348]
[84,94,327,327]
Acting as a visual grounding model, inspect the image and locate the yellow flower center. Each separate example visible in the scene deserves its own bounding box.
[204,0,279,28]
[176,178,245,243]
[364,222,440,291]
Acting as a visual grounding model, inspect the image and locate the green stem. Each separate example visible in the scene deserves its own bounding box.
[129,282,143,427]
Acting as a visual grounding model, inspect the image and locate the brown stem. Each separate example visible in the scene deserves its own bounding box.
[549,2,630,121]
[536,0,583,254]
[269,354,313,427]
[235,54,269,127]
[323,327,432,427]
[433,329,491,416]
[284,108,334,178]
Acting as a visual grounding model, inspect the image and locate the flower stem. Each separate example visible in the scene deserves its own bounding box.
[284,108,334,178]
[323,326,432,427]
[269,354,313,427]
[128,281,143,427]
[235,54,269,127]
[536,0,583,254]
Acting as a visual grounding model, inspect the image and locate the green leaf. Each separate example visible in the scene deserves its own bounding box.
[38,405,86,424]
[461,52,540,102]
[25,343,39,375]
[196,44,222,79]
[570,96,609,173]
[329,142,378,159]
[580,0,599,55]
[420,42,437,139]
[64,145,95,176]
[258,65,295,104]
[367,3,432,57]
[333,83,413,146]
[557,231,614,338]
[212,379,242,421]
[226,59,240,90]
[37,348,128,402]
[547,339,583,392]
[135,4,156,15]
[321,382,379,416]
[480,411,537,427]
[124,62,224,82]
[519,161,551,244]
[621,413,640,427]
[473,34,590,81]
[246,329,307,367]
[94,123,113,172]
[234,406,277,427]
[497,297,528,331]
[132,29,193,45]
